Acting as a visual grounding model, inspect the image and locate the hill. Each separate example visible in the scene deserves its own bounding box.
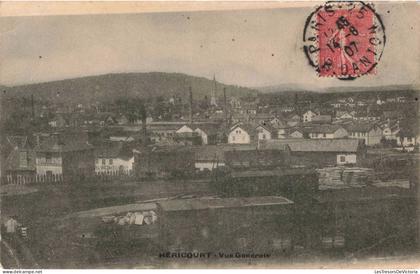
[257,84,419,94]
[2,72,258,104]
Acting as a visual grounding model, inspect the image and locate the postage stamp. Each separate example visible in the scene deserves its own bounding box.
[303,1,386,80]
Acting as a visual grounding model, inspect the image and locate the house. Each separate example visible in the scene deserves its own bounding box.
[259,139,366,167]
[224,144,291,170]
[302,110,318,122]
[353,109,381,121]
[228,124,256,144]
[48,114,67,128]
[255,123,277,141]
[243,103,257,115]
[335,111,353,120]
[286,113,301,127]
[102,128,139,143]
[34,132,95,179]
[66,113,85,127]
[101,113,117,125]
[109,135,136,142]
[276,105,295,113]
[84,112,116,126]
[330,102,342,108]
[4,136,36,180]
[345,123,383,146]
[311,115,332,124]
[176,125,194,134]
[95,142,134,174]
[380,120,400,141]
[306,125,348,139]
[396,127,420,149]
[116,114,129,125]
[194,124,220,145]
[356,101,367,107]
[174,124,202,145]
[376,97,385,105]
[270,117,287,129]
[287,128,304,139]
[346,97,355,104]
[193,143,290,171]
[148,123,181,143]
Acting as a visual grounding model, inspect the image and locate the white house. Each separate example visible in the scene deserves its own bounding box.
[336,111,353,120]
[380,121,400,141]
[95,142,134,174]
[302,110,318,122]
[176,125,195,134]
[345,123,383,146]
[396,127,420,149]
[228,124,255,144]
[376,97,385,105]
[255,124,276,141]
[287,128,304,138]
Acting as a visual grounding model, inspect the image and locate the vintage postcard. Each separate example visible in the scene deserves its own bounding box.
[0,0,419,270]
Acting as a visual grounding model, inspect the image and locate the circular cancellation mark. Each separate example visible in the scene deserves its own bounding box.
[303,1,386,80]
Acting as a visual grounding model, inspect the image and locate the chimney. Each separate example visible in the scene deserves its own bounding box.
[189,86,193,125]
[223,87,228,128]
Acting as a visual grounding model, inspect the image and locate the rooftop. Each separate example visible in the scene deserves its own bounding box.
[193,144,260,161]
[158,196,293,212]
[314,186,414,203]
[260,139,363,153]
[344,122,378,132]
[229,168,316,179]
[256,122,277,134]
[304,124,346,134]
[230,123,257,137]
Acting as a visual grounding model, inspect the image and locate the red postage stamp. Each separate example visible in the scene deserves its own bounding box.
[303,1,385,80]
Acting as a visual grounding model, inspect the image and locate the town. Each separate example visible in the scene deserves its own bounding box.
[1,73,419,268]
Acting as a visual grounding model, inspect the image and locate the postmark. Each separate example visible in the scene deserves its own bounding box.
[303,1,386,80]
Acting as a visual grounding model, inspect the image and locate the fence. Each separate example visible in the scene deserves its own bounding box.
[93,170,134,182]
[1,170,135,185]
[2,174,64,185]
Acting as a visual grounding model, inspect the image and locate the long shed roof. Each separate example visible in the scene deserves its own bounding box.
[260,139,362,153]
[158,196,293,212]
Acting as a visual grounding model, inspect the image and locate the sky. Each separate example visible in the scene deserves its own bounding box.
[0,2,419,89]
